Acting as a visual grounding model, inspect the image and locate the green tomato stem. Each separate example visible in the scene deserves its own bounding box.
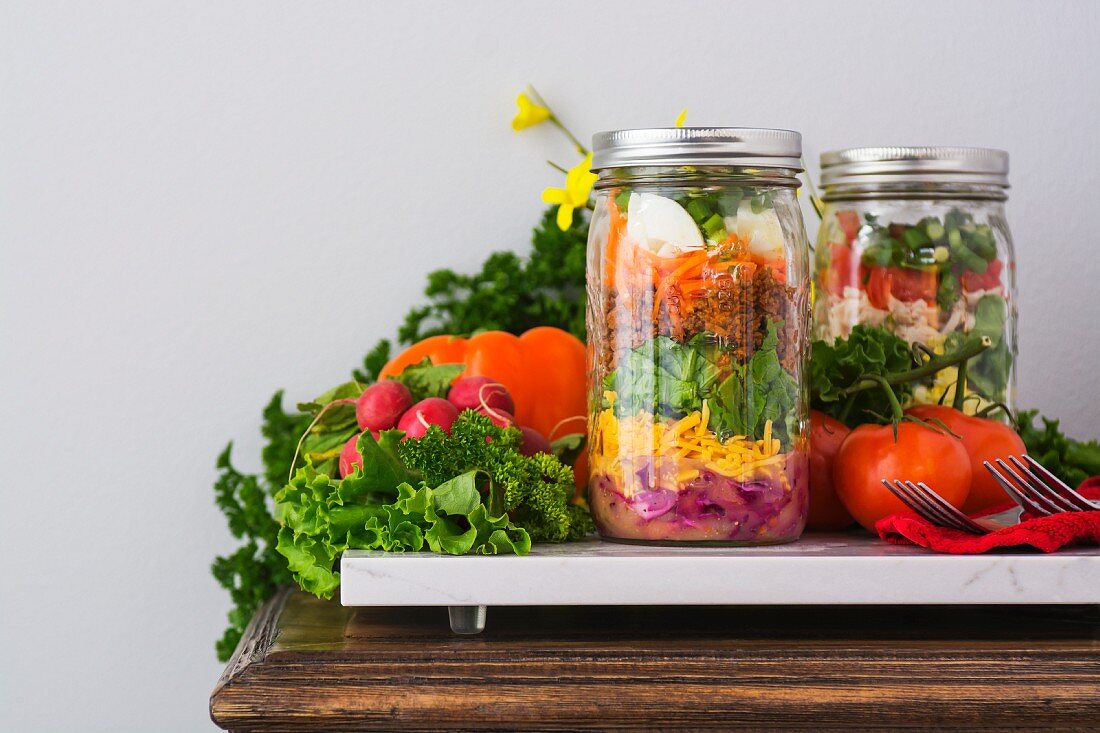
[839,335,991,399]
[862,374,904,426]
[952,352,970,411]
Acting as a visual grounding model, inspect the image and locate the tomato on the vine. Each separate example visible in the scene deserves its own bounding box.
[905,404,1026,513]
[808,411,854,530]
[833,421,972,531]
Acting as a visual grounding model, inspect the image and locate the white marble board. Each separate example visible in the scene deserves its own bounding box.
[341,533,1100,609]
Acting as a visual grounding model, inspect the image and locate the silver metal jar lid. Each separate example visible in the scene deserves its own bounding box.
[590,127,803,171]
[820,147,1009,188]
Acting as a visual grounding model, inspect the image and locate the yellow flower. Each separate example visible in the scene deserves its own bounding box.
[674,108,688,127]
[511,92,551,131]
[542,153,597,230]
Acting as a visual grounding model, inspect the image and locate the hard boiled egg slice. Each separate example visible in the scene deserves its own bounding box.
[730,200,785,258]
[626,192,704,256]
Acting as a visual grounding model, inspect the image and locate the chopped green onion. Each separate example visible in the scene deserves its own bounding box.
[937,271,959,311]
[953,244,988,273]
[933,246,949,263]
[614,190,631,212]
[902,227,930,250]
[967,228,997,261]
[702,213,726,240]
[686,199,711,224]
[924,219,946,241]
[947,229,963,250]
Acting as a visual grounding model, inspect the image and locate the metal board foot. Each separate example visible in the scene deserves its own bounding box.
[448,605,486,634]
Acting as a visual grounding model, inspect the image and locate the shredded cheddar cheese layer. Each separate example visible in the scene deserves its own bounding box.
[592,395,785,494]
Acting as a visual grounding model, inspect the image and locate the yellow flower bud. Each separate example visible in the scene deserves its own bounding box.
[511,92,551,132]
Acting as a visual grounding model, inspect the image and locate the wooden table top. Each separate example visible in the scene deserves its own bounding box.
[211,587,1100,732]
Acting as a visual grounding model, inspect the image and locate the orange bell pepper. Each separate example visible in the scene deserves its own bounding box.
[378,327,587,445]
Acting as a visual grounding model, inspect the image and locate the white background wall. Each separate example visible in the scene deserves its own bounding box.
[2,1,1098,730]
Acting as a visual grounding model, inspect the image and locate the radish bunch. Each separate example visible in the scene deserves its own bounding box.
[339,376,554,477]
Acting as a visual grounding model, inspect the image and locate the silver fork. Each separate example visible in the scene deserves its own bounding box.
[879,479,1010,535]
[881,455,1098,535]
[983,455,1099,516]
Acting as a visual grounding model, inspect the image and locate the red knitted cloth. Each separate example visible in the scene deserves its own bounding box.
[875,478,1100,553]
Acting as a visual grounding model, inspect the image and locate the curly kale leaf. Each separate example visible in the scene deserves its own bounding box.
[211,442,292,660]
[1017,410,1100,488]
[398,411,592,542]
[260,391,312,493]
[352,338,393,384]
[810,325,915,427]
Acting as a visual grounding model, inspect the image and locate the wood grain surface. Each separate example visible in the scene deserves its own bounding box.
[211,588,1100,731]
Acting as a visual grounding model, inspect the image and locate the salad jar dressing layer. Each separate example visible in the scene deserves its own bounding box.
[813,147,1017,413]
[585,128,811,545]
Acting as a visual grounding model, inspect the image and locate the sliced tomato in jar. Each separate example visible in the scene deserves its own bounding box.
[822,242,857,296]
[888,266,937,304]
[960,258,1003,292]
[836,210,861,244]
[864,267,892,310]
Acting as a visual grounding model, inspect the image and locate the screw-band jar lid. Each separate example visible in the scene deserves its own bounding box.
[591,127,803,171]
[820,146,1009,188]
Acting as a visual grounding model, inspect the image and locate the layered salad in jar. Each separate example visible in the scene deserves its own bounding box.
[586,187,809,544]
[814,207,1012,409]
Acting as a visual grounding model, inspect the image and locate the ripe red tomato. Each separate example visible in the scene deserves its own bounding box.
[905,405,1026,513]
[833,422,972,531]
[807,411,854,530]
[888,267,937,304]
[960,258,1003,292]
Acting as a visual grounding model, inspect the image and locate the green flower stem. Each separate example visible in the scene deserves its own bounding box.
[546,160,568,174]
[800,157,824,220]
[528,85,589,156]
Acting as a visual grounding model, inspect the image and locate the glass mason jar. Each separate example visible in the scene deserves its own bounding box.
[812,147,1017,413]
[585,128,811,545]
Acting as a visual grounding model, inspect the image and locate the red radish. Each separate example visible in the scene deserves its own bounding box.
[448,376,514,415]
[338,434,363,478]
[397,397,459,439]
[518,426,552,456]
[477,407,515,429]
[356,380,413,431]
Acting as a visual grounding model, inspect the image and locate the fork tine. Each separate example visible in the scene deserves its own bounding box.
[899,481,973,532]
[908,481,988,534]
[984,460,1052,516]
[880,479,955,527]
[995,458,1063,515]
[1021,455,1098,511]
[1007,456,1080,512]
